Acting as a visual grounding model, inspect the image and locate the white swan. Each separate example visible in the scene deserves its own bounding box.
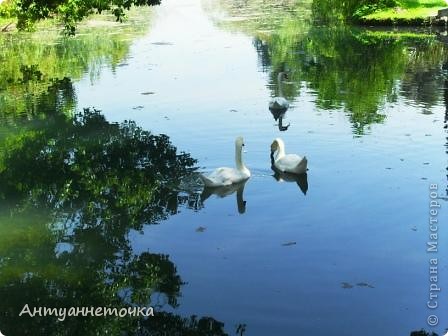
[200,137,251,187]
[271,138,307,175]
[269,72,289,112]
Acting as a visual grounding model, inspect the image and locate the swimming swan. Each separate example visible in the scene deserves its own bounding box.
[269,72,289,112]
[270,138,307,175]
[200,137,251,187]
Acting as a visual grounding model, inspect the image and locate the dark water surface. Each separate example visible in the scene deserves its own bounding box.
[0,0,447,335]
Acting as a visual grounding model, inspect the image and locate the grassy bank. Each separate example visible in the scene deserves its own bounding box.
[358,0,447,25]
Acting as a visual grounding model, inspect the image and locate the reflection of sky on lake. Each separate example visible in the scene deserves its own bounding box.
[75,0,447,335]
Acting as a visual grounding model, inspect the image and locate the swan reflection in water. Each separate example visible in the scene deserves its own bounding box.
[270,109,290,131]
[270,155,308,195]
[269,71,290,131]
[201,180,248,214]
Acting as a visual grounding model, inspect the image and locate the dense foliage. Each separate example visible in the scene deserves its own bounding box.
[1,0,160,33]
[312,0,400,23]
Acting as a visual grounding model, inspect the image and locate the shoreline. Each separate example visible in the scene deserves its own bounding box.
[357,16,448,27]
[0,7,152,34]
[2,4,448,33]
[356,2,448,27]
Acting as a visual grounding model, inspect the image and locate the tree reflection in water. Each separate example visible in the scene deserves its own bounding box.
[0,79,230,335]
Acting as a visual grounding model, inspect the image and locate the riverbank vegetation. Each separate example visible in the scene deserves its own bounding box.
[0,0,159,34]
[357,0,447,24]
[2,0,448,32]
[312,0,447,25]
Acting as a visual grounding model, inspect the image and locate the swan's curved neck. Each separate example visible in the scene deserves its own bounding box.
[235,143,247,171]
[275,140,286,159]
[277,72,284,98]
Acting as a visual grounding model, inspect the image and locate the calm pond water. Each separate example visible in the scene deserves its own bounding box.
[0,0,447,335]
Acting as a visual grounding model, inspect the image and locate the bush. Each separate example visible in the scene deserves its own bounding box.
[0,0,16,19]
[353,0,401,19]
[313,0,401,23]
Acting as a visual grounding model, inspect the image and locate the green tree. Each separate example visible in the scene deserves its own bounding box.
[10,0,160,34]
[311,0,399,23]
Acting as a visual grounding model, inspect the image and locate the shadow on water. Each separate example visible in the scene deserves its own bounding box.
[0,78,234,335]
[410,331,441,336]
[268,70,291,131]
[271,169,309,196]
[270,155,308,195]
[201,180,248,214]
[270,108,290,131]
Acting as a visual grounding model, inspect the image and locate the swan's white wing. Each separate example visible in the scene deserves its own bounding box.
[208,167,238,181]
[276,154,302,168]
[201,167,247,187]
[276,154,306,174]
